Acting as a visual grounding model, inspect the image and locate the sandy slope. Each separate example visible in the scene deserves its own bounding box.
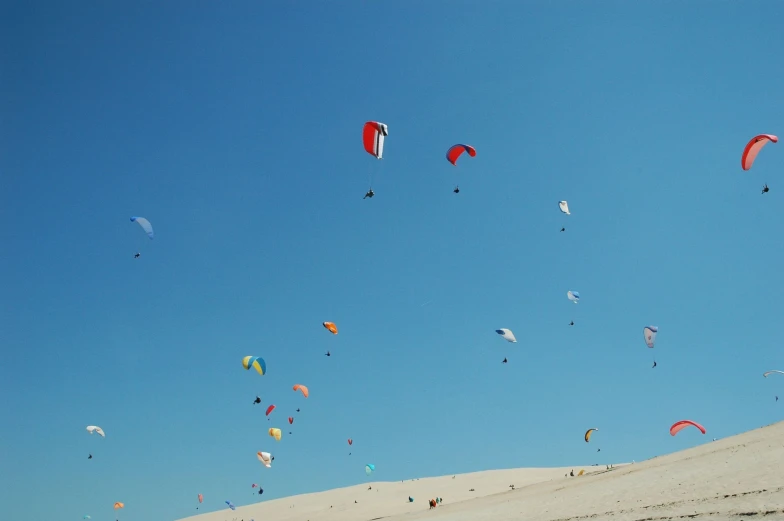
[179,421,784,521]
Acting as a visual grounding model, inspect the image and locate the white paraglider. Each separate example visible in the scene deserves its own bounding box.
[495,329,517,343]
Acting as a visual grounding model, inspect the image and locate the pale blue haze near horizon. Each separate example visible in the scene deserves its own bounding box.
[2,2,784,521]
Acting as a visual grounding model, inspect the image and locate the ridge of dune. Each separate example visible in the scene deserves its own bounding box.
[179,420,784,521]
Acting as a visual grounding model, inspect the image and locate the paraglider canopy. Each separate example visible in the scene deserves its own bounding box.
[266,404,276,416]
[198,494,203,503]
[365,463,375,476]
[669,420,706,436]
[257,451,272,467]
[741,134,778,170]
[446,144,476,166]
[558,201,570,215]
[584,428,598,442]
[348,438,353,445]
[495,329,517,343]
[113,502,124,510]
[644,326,658,348]
[323,321,338,334]
[567,291,580,303]
[293,384,309,398]
[763,370,784,377]
[269,428,282,441]
[242,356,267,375]
[288,416,294,424]
[225,501,236,510]
[130,216,154,239]
[86,426,105,437]
[363,121,388,159]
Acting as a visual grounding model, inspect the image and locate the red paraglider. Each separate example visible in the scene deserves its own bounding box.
[741,134,777,170]
[288,416,293,425]
[363,121,388,159]
[669,420,706,436]
[266,405,275,416]
[446,144,476,166]
[348,438,353,446]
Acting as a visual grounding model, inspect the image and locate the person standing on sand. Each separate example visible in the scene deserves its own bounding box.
[570,469,574,477]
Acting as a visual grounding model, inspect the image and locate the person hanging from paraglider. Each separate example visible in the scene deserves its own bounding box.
[296,408,300,413]
[560,227,565,232]
[502,358,507,364]
[652,360,657,369]
[762,184,769,194]
[453,186,460,194]
[134,252,141,259]
[363,188,375,199]
[253,396,261,405]
[569,321,574,326]
[325,351,331,357]
[88,454,92,459]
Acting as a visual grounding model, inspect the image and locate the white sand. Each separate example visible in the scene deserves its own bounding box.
[180,421,784,521]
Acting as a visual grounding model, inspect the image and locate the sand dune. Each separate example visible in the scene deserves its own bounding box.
[180,421,784,521]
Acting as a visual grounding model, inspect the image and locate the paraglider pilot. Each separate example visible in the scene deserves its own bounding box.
[363,189,375,199]
[134,252,141,258]
[652,361,657,369]
[253,396,261,404]
[762,184,769,194]
[502,358,507,364]
[453,186,460,194]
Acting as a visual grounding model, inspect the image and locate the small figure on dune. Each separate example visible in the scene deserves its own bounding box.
[570,469,574,477]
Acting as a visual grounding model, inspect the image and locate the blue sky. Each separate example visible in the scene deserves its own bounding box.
[2,1,784,520]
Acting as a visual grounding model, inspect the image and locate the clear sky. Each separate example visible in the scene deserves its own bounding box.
[2,2,783,520]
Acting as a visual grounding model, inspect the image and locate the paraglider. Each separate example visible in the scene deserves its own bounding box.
[323,322,338,334]
[362,121,388,197]
[446,144,476,193]
[113,502,124,510]
[763,370,784,377]
[567,291,580,303]
[257,451,272,467]
[644,326,658,367]
[288,416,294,424]
[348,438,353,446]
[584,428,598,442]
[495,329,517,343]
[365,463,375,476]
[762,184,770,194]
[225,501,236,511]
[198,493,203,504]
[741,134,778,171]
[242,356,266,375]
[86,426,105,437]
[266,404,276,417]
[558,201,570,215]
[669,420,706,436]
[293,384,309,398]
[269,428,282,441]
